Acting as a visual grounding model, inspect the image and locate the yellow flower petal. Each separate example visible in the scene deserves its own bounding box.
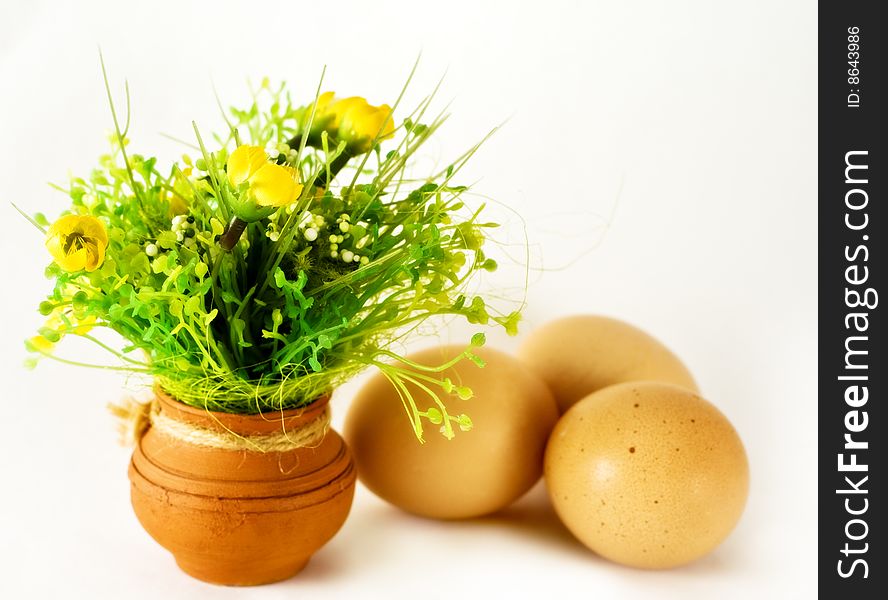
[55,247,89,271]
[80,215,109,246]
[313,91,336,117]
[28,335,55,353]
[376,104,395,140]
[330,96,367,129]
[250,163,303,207]
[338,102,395,151]
[85,241,105,272]
[227,145,268,187]
[47,215,82,238]
[305,91,337,129]
[44,234,65,263]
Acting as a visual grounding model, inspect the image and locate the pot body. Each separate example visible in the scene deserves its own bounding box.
[128,390,356,586]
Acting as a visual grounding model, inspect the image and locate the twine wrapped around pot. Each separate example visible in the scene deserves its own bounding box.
[109,396,331,453]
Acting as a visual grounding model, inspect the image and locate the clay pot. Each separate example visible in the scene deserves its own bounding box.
[128,389,356,586]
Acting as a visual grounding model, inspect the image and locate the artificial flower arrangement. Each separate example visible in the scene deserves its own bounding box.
[21,63,521,585]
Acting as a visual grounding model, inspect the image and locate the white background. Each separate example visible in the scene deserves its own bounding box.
[0,1,817,598]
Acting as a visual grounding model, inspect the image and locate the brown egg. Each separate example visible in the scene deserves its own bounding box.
[345,345,559,519]
[545,382,749,569]
[518,315,698,413]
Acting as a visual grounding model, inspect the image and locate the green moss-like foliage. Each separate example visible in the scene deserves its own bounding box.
[26,67,521,441]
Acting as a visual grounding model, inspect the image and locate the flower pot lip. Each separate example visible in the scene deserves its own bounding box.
[154,386,331,436]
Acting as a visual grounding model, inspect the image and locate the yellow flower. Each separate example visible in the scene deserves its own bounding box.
[227,145,303,208]
[305,93,395,153]
[337,99,395,153]
[45,215,108,272]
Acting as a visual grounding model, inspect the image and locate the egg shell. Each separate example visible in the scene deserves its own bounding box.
[518,315,698,413]
[545,382,749,569]
[345,345,559,519]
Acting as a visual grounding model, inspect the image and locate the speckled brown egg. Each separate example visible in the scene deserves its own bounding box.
[345,345,559,519]
[545,382,748,569]
[518,315,698,413]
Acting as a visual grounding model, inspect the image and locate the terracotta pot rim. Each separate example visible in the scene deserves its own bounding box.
[129,457,357,512]
[153,386,331,436]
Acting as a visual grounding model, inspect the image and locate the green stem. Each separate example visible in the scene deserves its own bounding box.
[316,149,353,189]
[377,367,425,440]
[78,333,149,366]
[33,349,152,373]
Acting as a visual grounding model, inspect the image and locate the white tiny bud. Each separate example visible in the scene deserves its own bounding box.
[145,243,158,257]
[266,148,280,159]
[341,250,354,263]
[330,250,338,258]
[304,228,318,242]
[176,231,185,242]
[339,222,350,232]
